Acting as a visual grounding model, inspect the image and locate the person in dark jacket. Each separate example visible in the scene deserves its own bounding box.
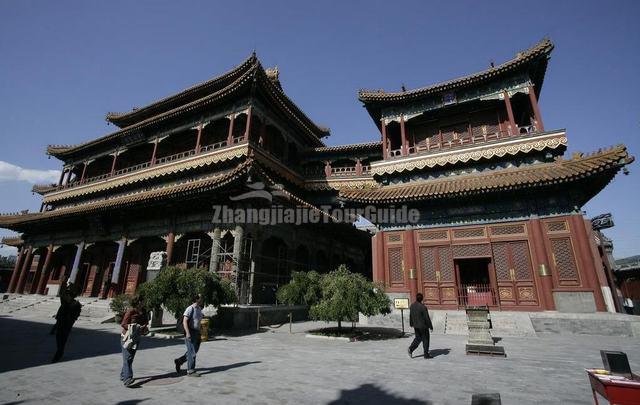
[51,276,82,363]
[408,293,433,359]
[120,296,149,387]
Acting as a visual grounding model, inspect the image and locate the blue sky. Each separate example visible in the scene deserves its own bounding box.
[0,1,638,258]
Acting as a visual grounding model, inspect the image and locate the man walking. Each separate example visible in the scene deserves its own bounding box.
[51,276,82,363]
[408,293,433,359]
[174,294,204,377]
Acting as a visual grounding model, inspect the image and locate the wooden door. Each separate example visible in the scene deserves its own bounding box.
[492,241,538,306]
[418,245,457,306]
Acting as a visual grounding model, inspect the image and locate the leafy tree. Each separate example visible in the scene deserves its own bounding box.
[276,270,322,306]
[308,265,391,332]
[137,266,236,319]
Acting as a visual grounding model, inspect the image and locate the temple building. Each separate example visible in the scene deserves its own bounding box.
[1,39,634,312]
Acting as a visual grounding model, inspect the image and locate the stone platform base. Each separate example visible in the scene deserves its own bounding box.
[212,305,308,330]
[466,344,506,357]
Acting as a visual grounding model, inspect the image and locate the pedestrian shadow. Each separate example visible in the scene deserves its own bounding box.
[115,399,150,405]
[0,317,182,373]
[327,383,432,405]
[198,361,262,375]
[430,348,451,358]
[132,371,180,386]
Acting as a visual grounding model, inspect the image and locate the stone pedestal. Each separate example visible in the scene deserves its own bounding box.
[465,306,505,356]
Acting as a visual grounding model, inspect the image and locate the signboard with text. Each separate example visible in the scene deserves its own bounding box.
[394,298,409,310]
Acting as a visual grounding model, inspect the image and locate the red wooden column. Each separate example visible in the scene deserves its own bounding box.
[324,161,332,177]
[79,162,89,183]
[110,151,119,175]
[381,120,388,159]
[65,167,73,185]
[529,218,555,310]
[194,123,203,153]
[400,116,408,156]
[166,232,175,265]
[7,247,25,293]
[372,232,386,284]
[259,121,267,148]
[227,114,235,145]
[503,91,517,135]
[244,106,253,142]
[36,244,54,295]
[355,159,363,176]
[570,214,606,312]
[16,246,33,294]
[150,138,159,166]
[57,169,66,186]
[404,229,418,299]
[528,85,545,132]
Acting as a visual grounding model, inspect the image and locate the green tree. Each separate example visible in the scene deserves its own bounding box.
[137,266,236,319]
[309,265,391,332]
[276,270,322,306]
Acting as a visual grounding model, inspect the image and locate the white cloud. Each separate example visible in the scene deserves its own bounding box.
[0,161,60,184]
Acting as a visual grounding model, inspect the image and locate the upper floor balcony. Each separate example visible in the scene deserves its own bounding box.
[56,136,245,191]
[387,123,540,158]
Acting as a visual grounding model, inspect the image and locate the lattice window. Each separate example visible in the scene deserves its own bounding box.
[438,246,454,281]
[388,247,403,283]
[511,241,533,280]
[547,221,568,233]
[492,243,510,281]
[387,234,402,243]
[452,244,491,258]
[420,247,437,281]
[551,238,579,282]
[453,228,485,239]
[419,230,448,241]
[470,109,500,136]
[491,224,525,236]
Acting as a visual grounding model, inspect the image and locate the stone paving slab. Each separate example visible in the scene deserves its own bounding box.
[1,312,640,404]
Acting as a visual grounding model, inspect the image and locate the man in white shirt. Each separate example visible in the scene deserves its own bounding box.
[174,294,204,376]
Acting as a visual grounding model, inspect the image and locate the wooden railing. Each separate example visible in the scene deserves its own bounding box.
[387,125,540,159]
[457,284,498,307]
[57,138,245,190]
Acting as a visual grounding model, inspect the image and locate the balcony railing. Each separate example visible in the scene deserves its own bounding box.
[56,137,245,191]
[388,125,540,159]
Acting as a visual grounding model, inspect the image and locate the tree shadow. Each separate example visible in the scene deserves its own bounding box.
[327,384,432,405]
[308,326,403,341]
[0,317,182,373]
[492,337,502,344]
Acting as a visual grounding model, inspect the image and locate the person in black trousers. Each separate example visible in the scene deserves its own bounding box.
[51,277,82,363]
[408,293,433,359]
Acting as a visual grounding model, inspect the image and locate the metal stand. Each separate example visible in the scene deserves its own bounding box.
[400,308,405,336]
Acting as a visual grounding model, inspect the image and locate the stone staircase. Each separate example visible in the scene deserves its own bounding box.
[1,294,114,324]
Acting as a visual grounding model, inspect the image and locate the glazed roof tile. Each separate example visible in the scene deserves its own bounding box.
[339,145,633,203]
[0,161,252,228]
[48,55,327,159]
[358,38,554,103]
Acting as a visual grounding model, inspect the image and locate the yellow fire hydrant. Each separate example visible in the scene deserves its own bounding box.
[200,318,209,342]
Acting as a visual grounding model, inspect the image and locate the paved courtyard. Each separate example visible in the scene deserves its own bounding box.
[1,312,639,405]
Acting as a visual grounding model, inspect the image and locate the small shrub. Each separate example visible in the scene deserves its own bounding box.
[137,266,236,319]
[309,265,391,332]
[110,294,131,316]
[276,270,322,306]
